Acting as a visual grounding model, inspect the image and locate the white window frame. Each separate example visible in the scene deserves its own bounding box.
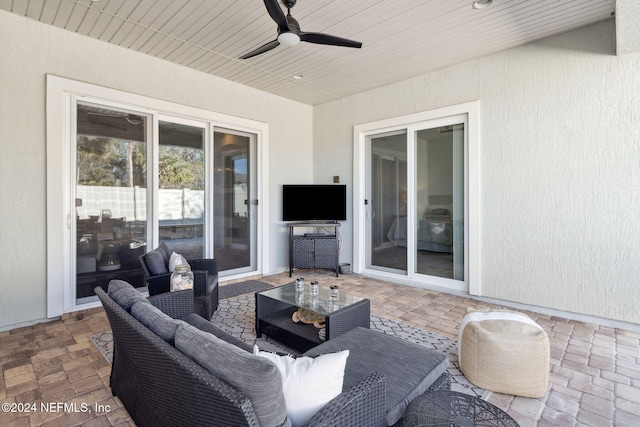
[353,101,481,295]
[46,75,269,317]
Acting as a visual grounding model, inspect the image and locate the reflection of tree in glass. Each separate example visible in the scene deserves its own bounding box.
[76,136,146,187]
[159,147,204,190]
[77,136,203,190]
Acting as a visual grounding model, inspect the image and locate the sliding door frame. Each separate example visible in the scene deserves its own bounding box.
[353,101,481,295]
[46,75,269,317]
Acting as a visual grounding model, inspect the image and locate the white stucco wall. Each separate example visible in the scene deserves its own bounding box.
[0,11,312,329]
[314,19,640,325]
[617,0,640,55]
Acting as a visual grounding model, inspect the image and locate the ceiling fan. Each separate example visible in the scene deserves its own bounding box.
[240,0,362,59]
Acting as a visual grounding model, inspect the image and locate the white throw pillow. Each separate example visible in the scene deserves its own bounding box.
[254,346,349,427]
[168,251,188,272]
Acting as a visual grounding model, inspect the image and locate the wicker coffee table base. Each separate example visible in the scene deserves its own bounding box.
[403,391,520,427]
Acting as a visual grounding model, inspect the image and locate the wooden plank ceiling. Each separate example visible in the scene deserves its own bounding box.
[1,0,615,105]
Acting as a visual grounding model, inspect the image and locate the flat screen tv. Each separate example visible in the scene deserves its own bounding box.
[283,185,347,222]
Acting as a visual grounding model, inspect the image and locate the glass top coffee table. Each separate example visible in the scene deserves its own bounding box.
[255,283,370,352]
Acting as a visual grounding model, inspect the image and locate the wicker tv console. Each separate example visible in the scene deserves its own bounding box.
[288,222,340,277]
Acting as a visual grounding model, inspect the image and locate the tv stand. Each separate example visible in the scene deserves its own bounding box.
[288,223,340,277]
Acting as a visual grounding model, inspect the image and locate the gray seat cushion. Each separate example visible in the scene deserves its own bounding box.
[130,301,183,345]
[303,327,448,426]
[108,280,149,312]
[175,323,290,427]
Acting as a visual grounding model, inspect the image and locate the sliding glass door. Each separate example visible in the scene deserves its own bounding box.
[71,102,258,305]
[365,131,408,273]
[213,129,257,274]
[361,114,468,289]
[48,77,270,316]
[158,120,206,259]
[75,103,150,301]
[414,124,464,281]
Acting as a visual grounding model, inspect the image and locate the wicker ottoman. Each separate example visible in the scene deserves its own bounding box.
[458,309,550,397]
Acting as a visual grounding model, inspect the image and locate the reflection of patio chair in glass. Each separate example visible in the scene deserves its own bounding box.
[139,243,219,320]
[98,242,122,271]
[100,217,126,234]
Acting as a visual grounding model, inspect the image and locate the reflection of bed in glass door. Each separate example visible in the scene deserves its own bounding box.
[386,216,453,253]
[385,214,455,279]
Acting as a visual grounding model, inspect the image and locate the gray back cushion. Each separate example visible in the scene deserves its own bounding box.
[158,242,172,265]
[145,250,168,275]
[108,280,149,312]
[181,314,253,353]
[131,301,183,345]
[175,323,289,427]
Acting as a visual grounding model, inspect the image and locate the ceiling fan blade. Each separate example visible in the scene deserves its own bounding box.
[300,32,362,49]
[263,0,289,32]
[239,39,280,59]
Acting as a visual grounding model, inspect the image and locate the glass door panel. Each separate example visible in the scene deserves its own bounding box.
[415,124,465,280]
[213,129,256,273]
[366,131,408,273]
[75,103,148,301]
[158,121,206,259]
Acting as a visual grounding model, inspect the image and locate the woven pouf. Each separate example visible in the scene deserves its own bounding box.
[458,309,550,398]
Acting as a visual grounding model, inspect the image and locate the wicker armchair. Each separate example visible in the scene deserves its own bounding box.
[139,246,219,320]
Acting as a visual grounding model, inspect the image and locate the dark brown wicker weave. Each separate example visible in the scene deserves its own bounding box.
[139,255,219,320]
[403,390,520,427]
[95,286,388,427]
[148,288,194,318]
[388,374,452,427]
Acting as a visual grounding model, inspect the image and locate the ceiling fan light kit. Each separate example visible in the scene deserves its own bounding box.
[240,0,362,59]
[278,32,300,46]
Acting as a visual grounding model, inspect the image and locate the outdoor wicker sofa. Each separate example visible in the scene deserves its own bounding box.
[96,280,450,427]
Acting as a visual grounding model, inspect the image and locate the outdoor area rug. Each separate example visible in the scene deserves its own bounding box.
[218,280,273,300]
[90,291,489,399]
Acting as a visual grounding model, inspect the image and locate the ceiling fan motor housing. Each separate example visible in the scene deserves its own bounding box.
[284,16,300,34]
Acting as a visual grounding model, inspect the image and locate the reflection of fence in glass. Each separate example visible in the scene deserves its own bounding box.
[159,188,204,220]
[76,185,204,221]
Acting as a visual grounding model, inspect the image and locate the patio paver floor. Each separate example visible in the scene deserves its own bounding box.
[1,271,639,426]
